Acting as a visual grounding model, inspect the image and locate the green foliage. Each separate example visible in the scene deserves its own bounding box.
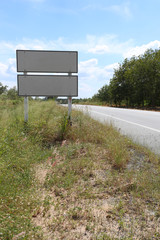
[94,84,110,102]
[0,111,47,239]
[6,86,19,100]
[58,114,70,140]
[0,82,7,95]
[0,83,23,106]
[94,48,160,107]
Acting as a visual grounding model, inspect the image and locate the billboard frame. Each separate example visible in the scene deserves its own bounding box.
[16,50,78,73]
[17,74,78,97]
[16,49,78,122]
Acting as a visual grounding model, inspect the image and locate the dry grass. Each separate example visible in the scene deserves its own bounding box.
[33,138,160,239]
[1,100,160,239]
[32,103,160,239]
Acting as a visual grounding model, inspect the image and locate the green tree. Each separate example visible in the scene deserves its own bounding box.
[7,87,18,100]
[96,84,109,102]
[0,82,7,95]
[95,48,160,107]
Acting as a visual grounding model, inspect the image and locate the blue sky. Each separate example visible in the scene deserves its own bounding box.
[1,0,160,98]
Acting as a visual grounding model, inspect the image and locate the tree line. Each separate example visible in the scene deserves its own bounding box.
[93,48,160,107]
[0,83,20,100]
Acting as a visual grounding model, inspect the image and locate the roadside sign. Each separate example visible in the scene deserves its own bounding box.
[18,75,78,96]
[16,49,78,122]
[16,50,78,73]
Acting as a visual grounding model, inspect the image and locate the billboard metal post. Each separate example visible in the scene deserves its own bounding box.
[68,73,72,124]
[68,96,72,120]
[24,96,28,122]
[24,71,28,122]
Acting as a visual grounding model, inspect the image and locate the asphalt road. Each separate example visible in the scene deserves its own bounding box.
[72,105,160,155]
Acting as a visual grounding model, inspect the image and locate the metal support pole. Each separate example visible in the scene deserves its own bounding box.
[24,96,28,122]
[68,72,72,124]
[68,96,72,120]
[24,71,28,122]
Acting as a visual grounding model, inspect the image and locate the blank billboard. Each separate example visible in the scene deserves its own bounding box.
[18,75,78,96]
[17,50,78,73]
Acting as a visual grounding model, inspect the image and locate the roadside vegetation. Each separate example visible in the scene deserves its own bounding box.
[0,97,160,239]
[73,48,160,109]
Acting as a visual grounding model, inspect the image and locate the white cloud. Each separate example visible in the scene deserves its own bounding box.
[123,40,160,58]
[79,58,98,69]
[79,83,93,94]
[83,2,132,19]
[88,36,133,55]
[8,58,16,65]
[88,45,110,54]
[0,80,17,88]
[105,63,119,71]
[15,40,47,51]
[78,58,117,97]
[0,35,134,57]
[108,2,132,19]
[79,65,108,93]
[0,63,9,76]
[10,66,16,74]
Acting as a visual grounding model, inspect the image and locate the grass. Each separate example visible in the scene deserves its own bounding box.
[0,100,160,239]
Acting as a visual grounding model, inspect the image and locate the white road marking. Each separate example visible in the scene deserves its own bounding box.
[91,110,160,134]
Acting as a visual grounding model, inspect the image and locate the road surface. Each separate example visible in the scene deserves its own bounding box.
[72,105,160,155]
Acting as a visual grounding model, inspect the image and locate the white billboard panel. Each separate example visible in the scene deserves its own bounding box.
[18,75,78,96]
[16,50,78,73]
